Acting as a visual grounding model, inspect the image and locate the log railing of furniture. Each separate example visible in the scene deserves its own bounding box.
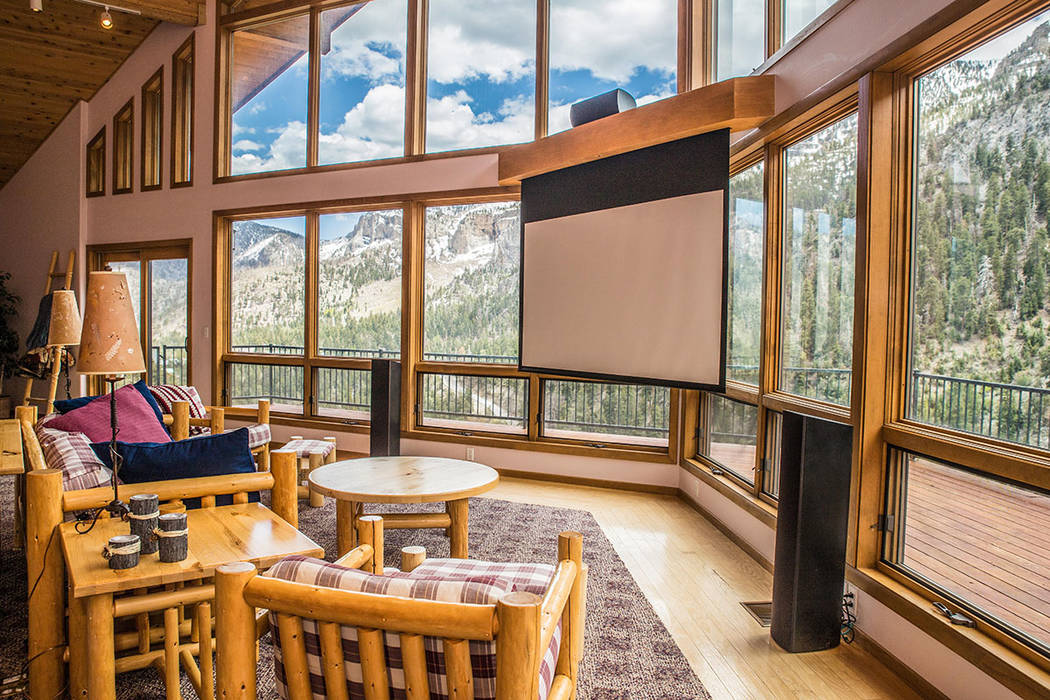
[165,398,272,471]
[215,520,588,700]
[19,411,299,700]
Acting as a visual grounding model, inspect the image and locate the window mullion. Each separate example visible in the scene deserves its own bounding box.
[535,0,549,140]
[405,0,428,156]
[307,8,320,168]
[304,212,319,417]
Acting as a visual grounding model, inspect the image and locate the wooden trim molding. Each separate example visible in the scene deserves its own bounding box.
[140,67,164,192]
[112,98,134,195]
[171,33,195,188]
[681,457,778,529]
[498,468,678,496]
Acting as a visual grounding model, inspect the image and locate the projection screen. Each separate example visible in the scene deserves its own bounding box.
[519,130,729,389]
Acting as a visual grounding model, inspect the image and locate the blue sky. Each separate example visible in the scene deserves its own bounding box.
[232,0,678,173]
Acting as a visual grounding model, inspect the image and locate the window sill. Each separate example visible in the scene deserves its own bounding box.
[848,565,1050,699]
[681,456,777,529]
[403,426,675,464]
[223,407,370,435]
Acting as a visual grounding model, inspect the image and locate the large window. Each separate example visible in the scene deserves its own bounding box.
[543,380,670,447]
[86,127,105,197]
[780,113,857,406]
[727,162,764,385]
[547,0,677,135]
[716,0,765,81]
[90,242,192,387]
[423,201,520,363]
[909,10,1050,451]
[699,394,758,484]
[426,0,534,152]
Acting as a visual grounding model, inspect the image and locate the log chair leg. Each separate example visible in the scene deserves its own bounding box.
[270,449,298,529]
[215,562,258,700]
[86,593,116,700]
[68,584,88,698]
[26,469,64,700]
[447,498,469,559]
[336,499,358,557]
[356,515,384,574]
[164,606,182,700]
[307,451,325,508]
[197,601,215,700]
[400,546,426,573]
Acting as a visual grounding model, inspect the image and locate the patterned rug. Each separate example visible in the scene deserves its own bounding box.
[0,481,709,699]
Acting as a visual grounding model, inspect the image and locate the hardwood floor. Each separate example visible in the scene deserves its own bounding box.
[490,476,921,700]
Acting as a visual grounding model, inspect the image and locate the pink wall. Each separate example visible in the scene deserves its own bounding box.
[0,103,86,401]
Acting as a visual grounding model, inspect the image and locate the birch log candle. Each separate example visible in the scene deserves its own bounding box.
[129,494,159,555]
[156,512,189,562]
[104,534,141,569]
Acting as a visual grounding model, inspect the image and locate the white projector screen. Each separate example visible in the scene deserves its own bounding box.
[518,130,729,389]
[521,191,724,387]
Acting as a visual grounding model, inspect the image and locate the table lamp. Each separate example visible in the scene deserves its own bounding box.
[78,269,145,520]
[45,289,82,414]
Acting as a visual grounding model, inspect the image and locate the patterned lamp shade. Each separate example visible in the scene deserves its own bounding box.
[78,270,146,376]
[47,289,82,347]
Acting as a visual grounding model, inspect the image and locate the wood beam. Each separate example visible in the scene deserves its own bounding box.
[113,0,203,25]
[497,76,775,185]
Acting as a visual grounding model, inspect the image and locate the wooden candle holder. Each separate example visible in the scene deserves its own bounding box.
[156,513,188,562]
[129,494,159,555]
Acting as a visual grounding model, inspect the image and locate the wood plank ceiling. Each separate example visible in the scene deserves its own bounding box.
[0,0,197,188]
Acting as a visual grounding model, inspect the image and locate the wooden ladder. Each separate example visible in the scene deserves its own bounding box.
[22,249,76,415]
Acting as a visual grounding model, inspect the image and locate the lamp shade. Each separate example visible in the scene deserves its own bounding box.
[47,289,82,347]
[78,270,146,376]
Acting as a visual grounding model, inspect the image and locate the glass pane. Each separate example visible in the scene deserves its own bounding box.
[891,451,1050,653]
[230,14,310,175]
[762,411,782,498]
[149,258,189,386]
[547,0,677,135]
[173,41,193,184]
[716,0,765,81]
[142,75,163,188]
[318,209,403,358]
[542,380,669,446]
[423,202,520,363]
[114,105,133,192]
[107,261,141,333]
[782,0,835,44]
[780,114,857,405]
[315,367,371,420]
[909,11,1050,451]
[419,373,527,434]
[231,217,306,354]
[228,362,303,413]
[727,162,764,384]
[426,0,534,152]
[702,394,757,483]
[318,0,408,166]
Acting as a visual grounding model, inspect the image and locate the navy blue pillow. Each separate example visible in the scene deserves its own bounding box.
[91,428,259,508]
[56,379,166,428]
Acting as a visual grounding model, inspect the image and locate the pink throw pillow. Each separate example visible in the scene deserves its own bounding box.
[47,383,172,444]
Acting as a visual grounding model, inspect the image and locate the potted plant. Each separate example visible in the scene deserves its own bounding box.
[0,271,19,418]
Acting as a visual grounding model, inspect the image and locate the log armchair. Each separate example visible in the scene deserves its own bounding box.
[156,387,272,471]
[19,415,301,700]
[215,517,588,700]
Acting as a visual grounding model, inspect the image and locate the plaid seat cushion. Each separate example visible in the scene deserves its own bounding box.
[225,423,271,449]
[149,385,209,436]
[35,422,113,492]
[280,438,334,459]
[265,556,561,700]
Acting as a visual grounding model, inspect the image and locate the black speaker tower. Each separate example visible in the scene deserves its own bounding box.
[770,411,853,652]
[370,359,401,457]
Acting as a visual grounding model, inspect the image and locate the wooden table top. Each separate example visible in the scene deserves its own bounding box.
[308,456,500,504]
[0,419,24,476]
[59,503,323,598]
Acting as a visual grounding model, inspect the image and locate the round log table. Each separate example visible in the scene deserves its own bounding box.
[308,456,500,559]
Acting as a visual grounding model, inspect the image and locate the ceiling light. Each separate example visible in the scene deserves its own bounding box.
[30,0,42,12]
[99,6,113,28]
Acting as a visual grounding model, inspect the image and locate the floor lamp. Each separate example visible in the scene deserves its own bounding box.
[44,289,82,415]
[77,269,146,521]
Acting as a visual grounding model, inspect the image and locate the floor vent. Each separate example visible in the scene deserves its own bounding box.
[741,601,773,627]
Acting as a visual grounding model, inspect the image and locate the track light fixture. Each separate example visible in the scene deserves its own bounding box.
[30,0,43,12]
[99,6,113,28]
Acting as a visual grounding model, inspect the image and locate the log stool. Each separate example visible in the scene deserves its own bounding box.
[283,436,337,507]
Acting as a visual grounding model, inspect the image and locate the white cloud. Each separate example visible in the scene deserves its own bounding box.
[319,83,405,164]
[549,0,677,83]
[320,0,407,82]
[233,139,263,152]
[427,0,534,84]
[231,121,307,174]
[426,92,533,151]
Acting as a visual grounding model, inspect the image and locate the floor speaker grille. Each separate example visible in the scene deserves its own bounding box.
[741,601,773,627]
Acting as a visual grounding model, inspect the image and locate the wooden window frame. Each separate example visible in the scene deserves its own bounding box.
[141,67,164,192]
[172,34,194,188]
[85,127,106,198]
[87,239,194,392]
[214,0,698,181]
[112,99,134,195]
[214,188,679,463]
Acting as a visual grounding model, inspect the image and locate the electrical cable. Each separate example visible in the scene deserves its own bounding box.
[841,592,856,643]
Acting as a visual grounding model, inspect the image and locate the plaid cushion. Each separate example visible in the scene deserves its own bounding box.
[35,425,113,492]
[265,556,561,700]
[280,438,334,459]
[225,423,271,449]
[149,385,209,436]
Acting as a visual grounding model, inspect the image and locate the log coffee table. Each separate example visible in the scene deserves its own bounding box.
[308,456,499,558]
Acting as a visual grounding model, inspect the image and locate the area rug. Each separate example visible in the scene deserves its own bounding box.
[0,481,709,699]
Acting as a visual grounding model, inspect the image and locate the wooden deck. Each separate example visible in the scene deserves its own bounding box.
[903,456,1050,647]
